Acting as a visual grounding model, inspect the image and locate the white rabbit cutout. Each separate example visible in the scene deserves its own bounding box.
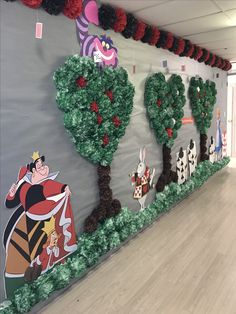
[130,147,155,211]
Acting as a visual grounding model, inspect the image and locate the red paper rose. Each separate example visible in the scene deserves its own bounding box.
[166,128,173,138]
[76,76,87,88]
[103,134,109,145]
[97,115,103,125]
[90,101,99,113]
[156,99,162,107]
[105,90,113,102]
[63,0,82,19]
[112,116,121,127]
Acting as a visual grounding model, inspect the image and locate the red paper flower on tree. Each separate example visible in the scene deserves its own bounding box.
[166,128,173,138]
[112,116,121,127]
[76,76,87,88]
[90,101,99,113]
[97,114,103,125]
[105,90,113,102]
[103,134,109,146]
[156,99,162,107]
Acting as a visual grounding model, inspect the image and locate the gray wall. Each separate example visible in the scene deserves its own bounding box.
[0,1,227,302]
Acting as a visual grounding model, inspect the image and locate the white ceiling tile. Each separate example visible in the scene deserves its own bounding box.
[186,26,236,44]
[214,0,236,11]
[162,13,231,37]
[201,39,236,50]
[101,0,169,13]
[134,0,219,26]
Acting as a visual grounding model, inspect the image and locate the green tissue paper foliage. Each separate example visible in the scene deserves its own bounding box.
[0,157,229,314]
[144,73,186,148]
[54,55,135,166]
[189,76,217,134]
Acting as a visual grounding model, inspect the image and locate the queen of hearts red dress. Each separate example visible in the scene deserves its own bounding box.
[4,169,77,288]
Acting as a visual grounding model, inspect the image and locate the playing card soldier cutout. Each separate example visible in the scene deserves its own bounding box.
[176,147,188,185]
[187,139,197,177]
[209,136,216,163]
[3,152,77,298]
[130,147,155,211]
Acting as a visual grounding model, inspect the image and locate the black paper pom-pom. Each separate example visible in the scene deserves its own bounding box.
[93,205,107,222]
[156,174,166,192]
[42,0,66,15]
[190,45,198,59]
[98,4,116,30]
[179,39,189,57]
[84,214,98,233]
[107,199,121,217]
[97,165,110,177]
[168,37,178,52]
[141,25,153,43]
[156,30,167,48]
[198,48,208,63]
[205,53,213,65]
[122,13,137,39]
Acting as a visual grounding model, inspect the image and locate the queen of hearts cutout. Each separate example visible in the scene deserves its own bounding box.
[3,152,77,298]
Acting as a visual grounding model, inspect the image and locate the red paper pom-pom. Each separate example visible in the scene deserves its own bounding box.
[112,116,121,127]
[76,76,87,88]
[186,42,195,57]
[103,134,109,145]
[97,115,103,125]
[90,101,99,113]
[21,0,42,8]
[166,128,173,138]
[105,90,113,101]
[156,99,162,107]
[194,46,203,61]
[165,32,174,49]
[174,38,185,55]
[149,27,160,46]
[114,8,127,32]
[63,0,82,19]
[210,54,216,66]
[133,20,146,41]
[204,50,210,63]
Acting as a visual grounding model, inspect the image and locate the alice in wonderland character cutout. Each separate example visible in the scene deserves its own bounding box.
[215,108,223,161]
[176,147,188,185]
[130,147,155,211]
[209,136,216,163]
[222,130,227,157]
[3,152,77,298]
[76,0,118,67]
[187,139,197,177]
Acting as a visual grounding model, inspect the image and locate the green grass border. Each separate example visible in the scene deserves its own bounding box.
[0,157,230,314]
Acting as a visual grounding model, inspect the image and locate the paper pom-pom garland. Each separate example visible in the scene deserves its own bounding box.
[97,3,232,71]
[6,0,82,18]
[54,55,134,232]
[189,76,217,161]
[0,157,230,313]
[145,73,185,191]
